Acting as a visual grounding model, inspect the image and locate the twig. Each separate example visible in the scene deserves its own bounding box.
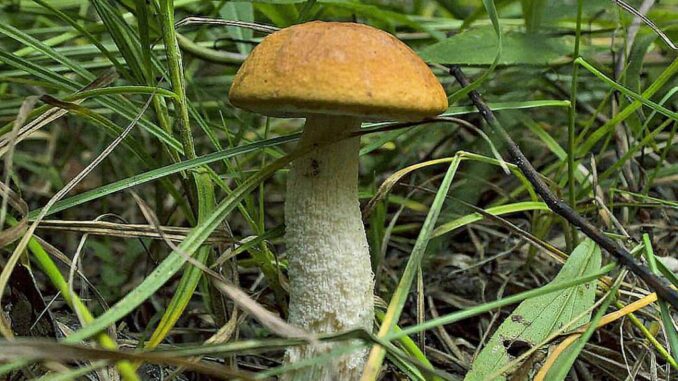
[447,64,678,309]
[612,0,676,50]
[174,17,279,33]
[36,219,232,244]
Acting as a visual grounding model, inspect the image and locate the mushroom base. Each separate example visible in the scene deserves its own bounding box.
[283,115,374,380]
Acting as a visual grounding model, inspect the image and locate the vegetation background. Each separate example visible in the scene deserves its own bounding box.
[0,0,677,380]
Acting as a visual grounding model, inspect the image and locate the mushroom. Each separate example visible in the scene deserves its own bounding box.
[229,21,447,379]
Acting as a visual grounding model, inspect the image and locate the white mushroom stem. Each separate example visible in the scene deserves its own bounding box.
[284,115,374,380]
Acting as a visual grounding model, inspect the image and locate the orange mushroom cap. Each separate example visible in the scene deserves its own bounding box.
[229,21,448,122]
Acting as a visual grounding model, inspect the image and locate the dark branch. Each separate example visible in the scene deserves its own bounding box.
[447,64,678,309]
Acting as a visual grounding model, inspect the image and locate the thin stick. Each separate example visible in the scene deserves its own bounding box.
[447,64,678,309]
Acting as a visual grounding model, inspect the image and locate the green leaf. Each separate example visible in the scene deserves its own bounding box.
[447,0,502,103]
[250,0,304,3]
[220,2,255,54]
[464,239,601,381]
[420,27,570,66]
[521,0,547,33]
[388,264,614,341]
[253,3,300,27]
[541,0,609,23]
[319,1,445,40]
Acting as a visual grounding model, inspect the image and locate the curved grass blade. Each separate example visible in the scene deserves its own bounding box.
[362,156,462,380]
[432,201,550,238]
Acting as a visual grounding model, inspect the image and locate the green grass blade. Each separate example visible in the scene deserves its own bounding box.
[643,234,678,364]
[2,216,139,380]
[432,201,550,238]
[575,58,678,122]
[576,57,678,154]
[362,155,462,379]
[544,274,620,381]
[388,264,615,340]
[29,134,298,219]
[0,23,93,80]
[58,143,311,344]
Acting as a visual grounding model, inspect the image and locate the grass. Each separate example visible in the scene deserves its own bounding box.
[0,0,677,380]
